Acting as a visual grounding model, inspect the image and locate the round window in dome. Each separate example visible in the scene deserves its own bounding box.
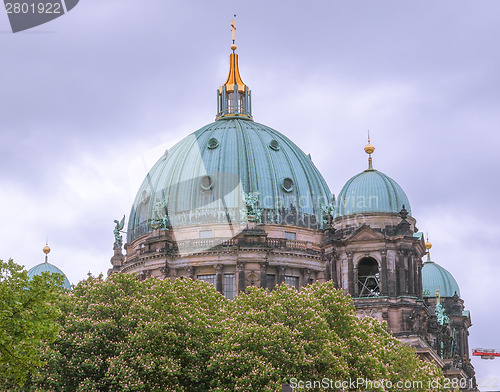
[200,175,214,191]
[207,138,219,149]
[269,139,280,151]
[282,177,294,192]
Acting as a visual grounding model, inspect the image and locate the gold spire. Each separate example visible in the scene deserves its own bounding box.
[364,131,375,170]
[436,286,441,303]
[219,16,246,94]
[216,17,252,120]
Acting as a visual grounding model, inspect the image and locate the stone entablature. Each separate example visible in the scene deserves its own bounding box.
[113,223,327,294]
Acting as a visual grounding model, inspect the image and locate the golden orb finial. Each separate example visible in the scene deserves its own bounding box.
[364,131,375,170]
[43,245,51,254]
[364,133,375,154]
[425,233,432,250]
[364,142,375,155]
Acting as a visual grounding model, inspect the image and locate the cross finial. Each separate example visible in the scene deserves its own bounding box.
[230,15,237,51]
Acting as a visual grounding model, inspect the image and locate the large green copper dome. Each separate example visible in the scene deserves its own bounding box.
[127,44,332,242]
[422,260,460,298]
[128,118,332,241]
[335,169,411,218]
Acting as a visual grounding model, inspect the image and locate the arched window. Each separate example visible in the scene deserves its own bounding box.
[357,257,380,297]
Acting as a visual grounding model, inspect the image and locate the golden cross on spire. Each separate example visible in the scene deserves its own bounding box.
[230,15,237,51]
[231,16,236,42]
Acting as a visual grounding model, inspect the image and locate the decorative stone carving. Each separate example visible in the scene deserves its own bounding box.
[435,302,450,326]
[237,261,246,272]
[153,197,169,230]
[242,192,263,223]
[320,201,335,226]
[113,215,125,250]
[186,266,195,279]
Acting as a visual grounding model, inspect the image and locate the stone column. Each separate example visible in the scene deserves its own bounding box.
[408,254,415,296]
[397,249,407,295]
[417,263,423,299]
[260,261,268,289]
[381,250,388,296]
[186,266,195,280]
[331,255,338,287]
[325,258,331,282]
[303,268,312,288]
[277,265,287,284]
[347,252,355,296]
[215,263,223,294]
[160,263,171,279]
[237,262,246,293]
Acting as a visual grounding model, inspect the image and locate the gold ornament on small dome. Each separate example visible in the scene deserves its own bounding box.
[424,234,432,262]
[364,141,375,155]
[365,131,375,170]
[43,245,51,254]
[425,233,432,250]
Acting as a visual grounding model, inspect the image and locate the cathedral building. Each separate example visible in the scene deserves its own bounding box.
[108,22,475,387]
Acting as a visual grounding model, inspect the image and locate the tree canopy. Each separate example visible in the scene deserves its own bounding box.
[13,273,447,392]
[0,259,63,386]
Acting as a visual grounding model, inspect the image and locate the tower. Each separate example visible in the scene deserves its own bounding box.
[324,138,428,339]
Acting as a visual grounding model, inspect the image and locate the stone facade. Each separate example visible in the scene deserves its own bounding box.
[110,207,476,389]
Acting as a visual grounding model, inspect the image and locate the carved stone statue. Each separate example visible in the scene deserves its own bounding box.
[435,302,450,326]
[321,201,335,225]
[113,215,125,249]
[242,191,262,223]
[153,198,169,229]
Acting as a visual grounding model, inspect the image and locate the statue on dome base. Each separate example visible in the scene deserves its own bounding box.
[152,198,170,230]
[242,191,262,223]
[113,215,125,250]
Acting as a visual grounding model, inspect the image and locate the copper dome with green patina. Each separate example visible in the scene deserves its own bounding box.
[127,49,332,242]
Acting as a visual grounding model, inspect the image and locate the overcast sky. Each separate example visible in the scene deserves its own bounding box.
[0,0,499,387]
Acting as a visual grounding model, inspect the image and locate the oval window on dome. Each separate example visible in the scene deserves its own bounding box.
[269,139,280,151]
[207,137,219,149]
[281,177,294,193]
[200,175,214,191]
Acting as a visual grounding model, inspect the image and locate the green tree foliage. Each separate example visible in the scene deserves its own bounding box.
[24,274,446,391]
[0,259,63,386]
